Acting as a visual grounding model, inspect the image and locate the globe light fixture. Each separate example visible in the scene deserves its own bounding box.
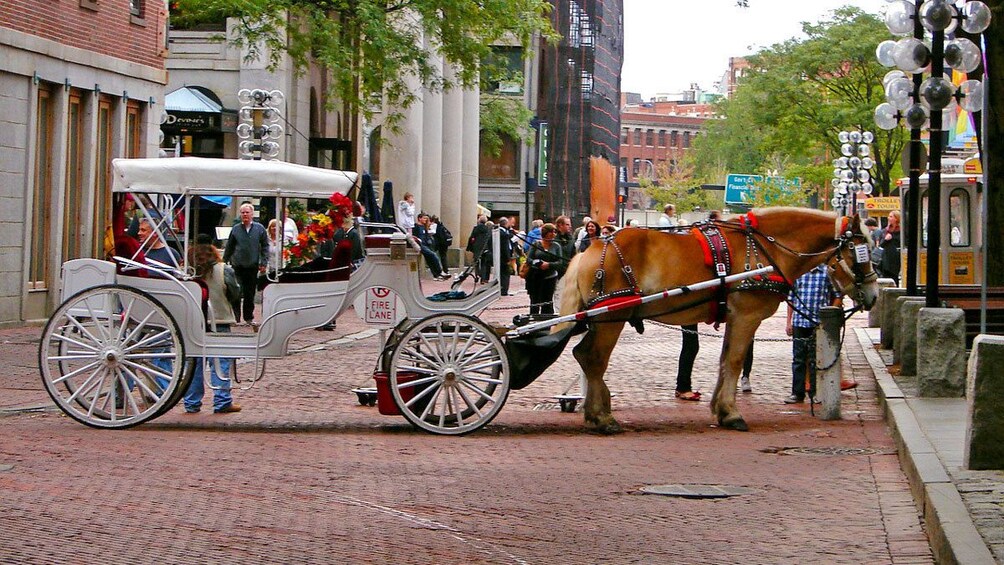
[831,129,873,214]
[237,88,285,160]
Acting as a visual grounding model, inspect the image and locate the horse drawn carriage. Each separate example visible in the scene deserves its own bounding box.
[39,158,881,436]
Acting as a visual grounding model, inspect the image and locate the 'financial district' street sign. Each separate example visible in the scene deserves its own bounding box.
[725,174,801,205]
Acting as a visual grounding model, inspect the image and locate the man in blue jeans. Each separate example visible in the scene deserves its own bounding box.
[785,264,837,404]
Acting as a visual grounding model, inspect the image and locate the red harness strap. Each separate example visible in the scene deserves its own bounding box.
[736,211,793,291]
[691,224,734,326]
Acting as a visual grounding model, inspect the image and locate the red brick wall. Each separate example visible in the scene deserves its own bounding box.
[0,0,165,69]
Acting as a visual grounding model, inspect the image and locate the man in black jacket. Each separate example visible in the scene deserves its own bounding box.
[497,217,513,295]
[466,215,492,283]
[224,202,269,325]
[413,213,449,280]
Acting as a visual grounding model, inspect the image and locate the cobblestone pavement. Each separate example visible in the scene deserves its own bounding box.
[0,274,937,563]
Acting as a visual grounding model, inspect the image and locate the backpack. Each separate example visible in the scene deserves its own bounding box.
[224,265,242,304]
[441,224,454,246]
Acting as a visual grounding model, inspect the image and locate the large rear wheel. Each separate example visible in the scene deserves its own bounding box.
[388,314,509,435]
[39,285,190,429]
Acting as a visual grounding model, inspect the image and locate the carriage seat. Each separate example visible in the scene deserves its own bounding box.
[364,234,393,250]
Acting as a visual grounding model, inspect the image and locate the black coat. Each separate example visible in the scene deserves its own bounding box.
[467,223,492,257]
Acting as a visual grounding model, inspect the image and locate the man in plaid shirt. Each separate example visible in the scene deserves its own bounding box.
[784,264,838,404]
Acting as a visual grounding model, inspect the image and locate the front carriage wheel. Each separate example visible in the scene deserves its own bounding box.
[39,285,190,429]
[388,314,510,435]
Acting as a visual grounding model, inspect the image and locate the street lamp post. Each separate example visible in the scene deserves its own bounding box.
[874,0,990,307]
[831,130,875,215]
[237,88,285,161]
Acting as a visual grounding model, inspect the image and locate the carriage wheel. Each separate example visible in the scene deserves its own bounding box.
[39,285,190,429]
[388,314,510,435]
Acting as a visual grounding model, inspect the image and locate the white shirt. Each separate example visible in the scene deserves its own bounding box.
[657,213,676,228]
[398,200,416,232]
[283,217,298,243]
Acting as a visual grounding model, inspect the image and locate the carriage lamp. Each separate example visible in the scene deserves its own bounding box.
[831,130,874,214]
[237,88,285,161]
[873,0,990,305]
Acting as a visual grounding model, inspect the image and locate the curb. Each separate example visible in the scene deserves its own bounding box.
[854,328,995,565]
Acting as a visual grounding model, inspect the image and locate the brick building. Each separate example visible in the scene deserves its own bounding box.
[1,0,168,323]
[619,97,714,210]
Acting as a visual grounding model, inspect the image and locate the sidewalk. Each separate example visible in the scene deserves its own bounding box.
[856,327,1003,564]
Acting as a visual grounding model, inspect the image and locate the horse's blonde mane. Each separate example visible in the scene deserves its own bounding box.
[746,207,836,221]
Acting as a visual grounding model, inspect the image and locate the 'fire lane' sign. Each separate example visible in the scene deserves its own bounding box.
[353,287,406,327]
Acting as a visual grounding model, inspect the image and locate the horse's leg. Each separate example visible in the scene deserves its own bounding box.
[573,321,626,434]
[711,298,779,431]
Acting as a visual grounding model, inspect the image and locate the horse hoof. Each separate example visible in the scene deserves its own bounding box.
[721,417,748,432]
[585,417,623,435]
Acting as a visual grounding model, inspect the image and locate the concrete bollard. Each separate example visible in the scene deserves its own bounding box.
[870,278,895,328]
[917,307,966,397]
[816,307,843,421]
[965,335,1004,470]
[893,296,925,365]
[899,300,926,376]
[880,287,907,350]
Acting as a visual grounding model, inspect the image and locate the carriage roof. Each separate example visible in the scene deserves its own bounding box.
[111,157,358,198]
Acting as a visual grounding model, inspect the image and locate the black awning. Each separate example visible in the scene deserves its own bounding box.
[162,86,237,134]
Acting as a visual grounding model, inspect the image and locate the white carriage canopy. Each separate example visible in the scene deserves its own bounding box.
[111,157,359,198]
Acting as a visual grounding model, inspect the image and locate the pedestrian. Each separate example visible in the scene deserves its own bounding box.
[412,213,449,280]
[184,235,241,414]
[658,203,677,228]
[675,324,702,401]
[708,210,722,221]
[554,215,576,260]
[223,202,269,327]
[397,191,416,233]
[601,224,617,236]
[574,215,593,248]
[878,210,901,284]
[497,217,514,296]
[524,219,543,252]
[784,264,838,404]
[431,215,453,275]
[124,194,141,238]
[282,206,298,243]
[577,220,601,253]
[138,218,181,273]
[466,214,492,283]
[739,344,754,393]
[525,223,565,316]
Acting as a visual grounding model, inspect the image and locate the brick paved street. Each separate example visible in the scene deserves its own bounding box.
[0,275,934,564]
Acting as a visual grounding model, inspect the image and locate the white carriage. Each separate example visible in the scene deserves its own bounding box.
[40,158,509,435]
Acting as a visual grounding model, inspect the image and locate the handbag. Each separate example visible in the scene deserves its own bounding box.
[518,260,530,279]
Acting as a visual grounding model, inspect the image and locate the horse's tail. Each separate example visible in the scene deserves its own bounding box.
[554,253,586,333]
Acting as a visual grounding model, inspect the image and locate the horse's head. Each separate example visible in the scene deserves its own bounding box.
[827,214,879,310]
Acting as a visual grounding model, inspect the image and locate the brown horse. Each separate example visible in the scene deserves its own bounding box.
[558,207,879,433]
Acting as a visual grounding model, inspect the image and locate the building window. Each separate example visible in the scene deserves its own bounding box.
[130,0,143,17]
[670,130,678,147]
[30,84,55,289]
[484,46,524,95]
[683,131,691,148]
[63,90,87,262]
[93,96,115,255]
[580,70,593,100]
[657,130,666,147]
[632,158,640,177]
[949,188,970,247]
[568,1,594,49]
[621,129,629,145]
[646,130,654,147]
[479,133,519,182]
[633,129,642,146]
[126,100,144,158]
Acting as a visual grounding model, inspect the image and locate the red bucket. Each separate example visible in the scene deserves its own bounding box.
[373,371,418,415]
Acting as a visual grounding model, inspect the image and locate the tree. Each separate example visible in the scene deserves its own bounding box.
[641,159,721,214]
[692,7,907,205]
[172,0,557,133]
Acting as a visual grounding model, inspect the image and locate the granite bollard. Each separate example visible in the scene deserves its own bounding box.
[965,335,1004,470]
[870,278,895,328]
[880,287,907,350]
[899,300,926,376]
[917,307,966,397]
[893,296,925,365]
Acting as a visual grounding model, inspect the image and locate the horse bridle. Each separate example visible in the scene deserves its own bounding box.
[825,218,879,309]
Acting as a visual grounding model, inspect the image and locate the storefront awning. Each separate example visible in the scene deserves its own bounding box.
[163,86,237,134]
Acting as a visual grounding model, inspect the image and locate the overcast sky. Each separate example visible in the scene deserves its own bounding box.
[622,0,889,98]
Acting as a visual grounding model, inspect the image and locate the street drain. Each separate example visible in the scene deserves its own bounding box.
[639,484,756,498]
[771,446,891,456]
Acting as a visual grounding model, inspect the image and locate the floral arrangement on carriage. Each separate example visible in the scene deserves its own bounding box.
[283,192,354,268]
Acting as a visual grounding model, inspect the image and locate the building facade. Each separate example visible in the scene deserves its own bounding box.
[1,0,168,323]
[619,97,713,210]
[535,0,624,224]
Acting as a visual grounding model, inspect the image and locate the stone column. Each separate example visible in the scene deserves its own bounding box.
[917,307,966,397]
[965,335,1004,469]
[421,46,443,217]
[893,296,924,365]
[459,87,480,255]
[880,287,907,349]
[899,300,925,375]
[870,278,895,327]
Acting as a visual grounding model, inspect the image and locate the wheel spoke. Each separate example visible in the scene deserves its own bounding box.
[463,373,505,386]
[457,341,495,370]
[115,369,142,417]
[399,344,441,371]
[463,358,504,374]
[50,331,100,352]
[394,374,439,388]
[448,387,464,427]
[84,299,113,342]
[455,383,485,418]
[120,364,163,404]
[122,329,173,353]
[416,384,443,421]
[459,379,495,404]
[63,365,105,403]
[120,309,159,347]
[416,331,446,366]
[51,359,103,385]
[120,359,174,383]
[85,369,110,418]
[64,315,107,349]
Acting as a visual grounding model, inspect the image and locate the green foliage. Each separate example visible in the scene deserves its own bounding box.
[641,159,721,214]
[691,7,908,202]
[480,96,535,157]
[171,0,557,131]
